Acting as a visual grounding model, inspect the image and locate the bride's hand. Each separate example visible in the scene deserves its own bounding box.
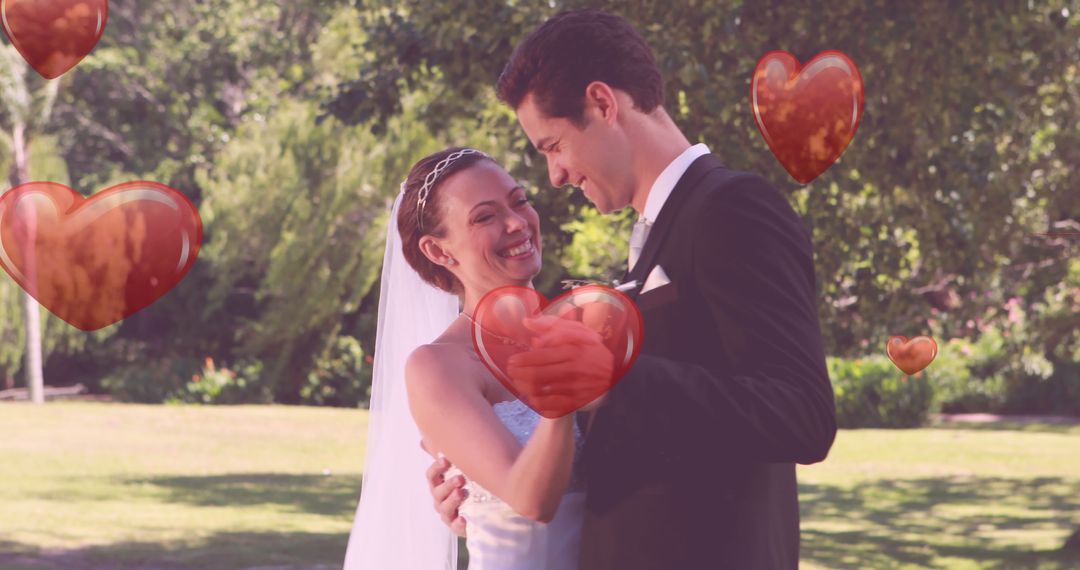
[421,439,468,538]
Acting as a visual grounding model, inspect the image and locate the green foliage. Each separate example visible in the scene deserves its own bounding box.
[195,4,570,402]
[927,280,1073,414]
[1002,360,1080,417]
[929,335,1009,413]
[1030,257,1080,364]
[99,355,202,404]
[3,1,1076,410]
[299,335,373,408]
[168,358,272,405]
[828,355,935,428]
[196,96,415,401]
[0,276,116,388]
[0,49,113,388]
[560,205,636,281]
[0,280,26,384]
[55,0,341,193]
[326,0,1080,361]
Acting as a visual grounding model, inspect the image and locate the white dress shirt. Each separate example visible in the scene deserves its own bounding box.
[626,143,711,273]
[640,143,711,225]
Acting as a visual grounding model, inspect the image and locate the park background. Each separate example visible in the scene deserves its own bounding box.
[1,1,1078,568]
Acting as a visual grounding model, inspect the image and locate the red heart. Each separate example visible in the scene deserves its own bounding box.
[0,181,202,331]
[751,50,864,184]
[471,285,643,418]
[1,0,108,79]
[886,335,938,376]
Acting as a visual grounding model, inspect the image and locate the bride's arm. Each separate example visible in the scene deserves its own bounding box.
[405,345,576,524]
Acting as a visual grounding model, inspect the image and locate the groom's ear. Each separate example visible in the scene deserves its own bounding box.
[583,81,619,126]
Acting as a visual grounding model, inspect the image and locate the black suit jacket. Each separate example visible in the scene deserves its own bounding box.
[577,154,837,569]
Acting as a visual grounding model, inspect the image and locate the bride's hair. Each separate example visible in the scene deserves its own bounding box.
[397,147,494,295]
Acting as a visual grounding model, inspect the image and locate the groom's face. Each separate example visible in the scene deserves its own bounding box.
[516,91,632,214]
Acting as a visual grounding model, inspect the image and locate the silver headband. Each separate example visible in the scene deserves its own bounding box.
[416,148,489,233]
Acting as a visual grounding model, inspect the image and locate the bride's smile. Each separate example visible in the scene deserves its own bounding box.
[497,235,536,260]
[418,159,543,292]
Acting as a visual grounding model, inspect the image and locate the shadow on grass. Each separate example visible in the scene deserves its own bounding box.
[122,473,470,569]
[0,531,346,570]
[929,422,1080,436]
[10,472,1075,569]
[800,476,1080,569]
[2,470,473,569]
[103,475,475,570]
[117,473,474,570]
[121,473,363,517]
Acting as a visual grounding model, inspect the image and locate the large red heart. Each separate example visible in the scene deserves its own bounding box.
[1,0,108,79]
[751,50,864,184]
[886,335,938,375]
[470,285,643,418]
[0,181,202,331]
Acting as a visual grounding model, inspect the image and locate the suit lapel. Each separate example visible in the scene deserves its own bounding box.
[621,154,724,298]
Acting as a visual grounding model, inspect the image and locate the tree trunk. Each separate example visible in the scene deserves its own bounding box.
[10,121,45,405]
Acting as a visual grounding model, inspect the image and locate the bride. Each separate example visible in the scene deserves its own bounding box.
[344,147,611,569]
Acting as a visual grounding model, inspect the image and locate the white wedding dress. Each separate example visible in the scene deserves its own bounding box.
[444,399,587,570]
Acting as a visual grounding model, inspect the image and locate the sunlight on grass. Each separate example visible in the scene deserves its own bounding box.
[797,426,1080,569]
[0,402,368,569]
[1,403,1078,569]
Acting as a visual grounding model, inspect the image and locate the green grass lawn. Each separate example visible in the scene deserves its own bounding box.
[1,402,1077,569]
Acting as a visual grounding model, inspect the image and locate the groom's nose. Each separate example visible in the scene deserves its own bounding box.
[547,162,569,188]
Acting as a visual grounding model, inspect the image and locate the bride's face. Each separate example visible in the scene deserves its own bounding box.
[420,161,542,292]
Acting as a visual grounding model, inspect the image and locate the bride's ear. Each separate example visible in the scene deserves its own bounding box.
[418,235,456,268]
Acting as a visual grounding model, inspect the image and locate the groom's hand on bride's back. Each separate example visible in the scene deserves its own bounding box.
[420,438,468,538]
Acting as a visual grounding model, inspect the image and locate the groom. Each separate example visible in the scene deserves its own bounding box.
[425,8,837,569]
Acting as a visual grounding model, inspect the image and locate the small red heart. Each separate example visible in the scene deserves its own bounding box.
[886,335,938,375]
[1,0,108,79]
[751,50,864,184]
[471,285,643,418]
[0,181,202,331]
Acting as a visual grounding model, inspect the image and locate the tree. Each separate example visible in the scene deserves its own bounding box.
[0,48,112,400]
[326,0,1080,360]
[196,4,543,401]
[0,45,59,403]
[26,0,348,392]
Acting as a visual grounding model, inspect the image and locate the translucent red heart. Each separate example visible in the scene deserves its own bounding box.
[1,0,108,79]
[470,285,643,418]
[886,335,938,376]
[0,181,202,331]
[751,50,864,184]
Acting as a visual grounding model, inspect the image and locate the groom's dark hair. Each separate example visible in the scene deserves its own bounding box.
[497,9,665,126]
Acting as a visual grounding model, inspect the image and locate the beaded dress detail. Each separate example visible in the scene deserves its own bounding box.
[444,399,586,569]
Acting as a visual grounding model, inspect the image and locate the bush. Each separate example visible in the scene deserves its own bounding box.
[167,357,273,405]
[1000,360,1080,416]
[299,335,373,407]
[930,335,1009,413]
[828,355,935,428]
[100,356,202,403]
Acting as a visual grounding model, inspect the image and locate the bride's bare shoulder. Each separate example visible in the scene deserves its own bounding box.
[405,343,493,424]
[405,342,480,391]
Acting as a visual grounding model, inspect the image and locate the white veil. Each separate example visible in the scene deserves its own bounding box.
[344,186,460,569]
